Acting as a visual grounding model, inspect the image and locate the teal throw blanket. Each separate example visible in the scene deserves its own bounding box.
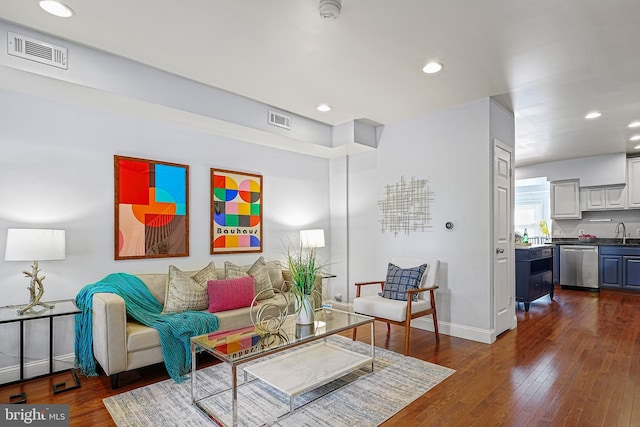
[74,273,219,383]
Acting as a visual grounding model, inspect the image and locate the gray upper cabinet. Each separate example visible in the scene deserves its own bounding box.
[551,179,581,219]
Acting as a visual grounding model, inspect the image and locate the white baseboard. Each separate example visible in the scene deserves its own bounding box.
[330,301,496,344]
[0,353,75,384]
[412,317,495,344]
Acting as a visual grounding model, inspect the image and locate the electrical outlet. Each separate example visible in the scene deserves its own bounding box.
[636,228,640,236]
[579,229,585,235]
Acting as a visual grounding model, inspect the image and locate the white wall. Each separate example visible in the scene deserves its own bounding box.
[344,98,500,341]
[515,153,627,186]
[0,89,330,373]
[0,21,333,149]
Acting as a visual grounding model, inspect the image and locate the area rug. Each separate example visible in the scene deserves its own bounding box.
[103,335,454,426]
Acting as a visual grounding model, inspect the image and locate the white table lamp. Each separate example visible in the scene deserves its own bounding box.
[300,229,325,261]
[4,228,66,314]
[300,229,325,248]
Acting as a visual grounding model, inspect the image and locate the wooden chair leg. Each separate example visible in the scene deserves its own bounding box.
[430,291,440,341]
[404,317,411,356]
[386,322,391,334]
[352,326,357,341]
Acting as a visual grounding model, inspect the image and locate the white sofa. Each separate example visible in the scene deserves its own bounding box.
[90,262,321,388]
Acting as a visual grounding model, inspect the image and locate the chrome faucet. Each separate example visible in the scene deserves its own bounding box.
[616,222,627,244]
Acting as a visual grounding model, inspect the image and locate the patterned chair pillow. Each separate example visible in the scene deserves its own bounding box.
[380,263,428,301]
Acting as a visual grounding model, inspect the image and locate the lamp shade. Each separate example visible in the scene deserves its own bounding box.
[300,229,325,248]
[4,228,66,261]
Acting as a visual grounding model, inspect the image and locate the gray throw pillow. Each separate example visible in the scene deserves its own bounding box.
[162,262,217,313]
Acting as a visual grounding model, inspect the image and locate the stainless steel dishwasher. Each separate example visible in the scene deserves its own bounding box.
[559,245,599,289]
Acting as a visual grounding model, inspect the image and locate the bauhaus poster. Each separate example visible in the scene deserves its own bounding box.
[210,168,262,254]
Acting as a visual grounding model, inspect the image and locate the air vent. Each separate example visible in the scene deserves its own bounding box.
[268,110,292,130]
[7,32,68,70]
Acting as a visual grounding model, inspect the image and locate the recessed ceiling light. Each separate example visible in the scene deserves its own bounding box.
[39,1,75,18]
[630,135,640,141]
[629,121,640,128]
[316,104,332,112]
[585,111,602,119]
[422,62,443,74]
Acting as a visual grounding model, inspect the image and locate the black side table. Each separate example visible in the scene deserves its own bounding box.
[0,299,81,403]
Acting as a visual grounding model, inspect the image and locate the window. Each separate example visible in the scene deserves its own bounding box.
[515,177,550,237]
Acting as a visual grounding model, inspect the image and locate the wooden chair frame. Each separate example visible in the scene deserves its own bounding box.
[352,280,439,355]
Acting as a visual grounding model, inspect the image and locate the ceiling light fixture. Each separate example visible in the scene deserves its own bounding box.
[584,111,602,119]
[635,144,640,150]
[422,62,443,74]
[629,121,640,128]
[630,135,640,141]
[39,0,75,17]
[316,104,332,112]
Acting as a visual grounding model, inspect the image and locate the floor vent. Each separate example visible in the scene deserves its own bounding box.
[268,110,292,130]
[7,32,68,70]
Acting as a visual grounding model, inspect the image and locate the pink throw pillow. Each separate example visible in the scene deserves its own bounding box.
[207,276,257,313]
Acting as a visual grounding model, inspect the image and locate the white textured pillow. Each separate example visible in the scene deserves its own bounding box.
[162,262,217,313]
[225,256,275,300]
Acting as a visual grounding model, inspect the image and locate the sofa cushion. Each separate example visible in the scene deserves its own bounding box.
[135,274,168,304]
[380,263,427,301]
[225,257,275,300]
[126,321,161,352]
[162,262,217,313]
[354,294,432,322]
[281,270,293,292]
[208,276,257,313]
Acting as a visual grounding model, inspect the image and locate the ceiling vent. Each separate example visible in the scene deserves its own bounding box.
[268,110,292,130]
[7,32,68,70]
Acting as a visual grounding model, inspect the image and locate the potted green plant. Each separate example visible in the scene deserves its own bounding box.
[286,244,324,325]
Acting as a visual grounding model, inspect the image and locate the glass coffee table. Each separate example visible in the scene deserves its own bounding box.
[191,308,374,426]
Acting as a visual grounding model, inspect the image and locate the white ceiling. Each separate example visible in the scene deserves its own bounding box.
[2,0,640,166]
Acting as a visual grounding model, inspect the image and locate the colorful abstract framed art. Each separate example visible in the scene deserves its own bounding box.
[211,168,262,254]
[114,155,189,260]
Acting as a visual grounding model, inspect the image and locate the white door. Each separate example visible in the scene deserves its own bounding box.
[493,141,514,338]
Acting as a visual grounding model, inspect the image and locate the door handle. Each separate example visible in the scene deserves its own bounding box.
[496,248,504,254]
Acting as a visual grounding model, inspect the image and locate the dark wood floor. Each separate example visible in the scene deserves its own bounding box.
[3,285,640,426]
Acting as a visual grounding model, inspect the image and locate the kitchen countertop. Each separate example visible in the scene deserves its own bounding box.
[548,238,640,246]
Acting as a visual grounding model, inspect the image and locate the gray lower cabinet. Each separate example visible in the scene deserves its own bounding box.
[599,246,640,289]
[516,246,554,311]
